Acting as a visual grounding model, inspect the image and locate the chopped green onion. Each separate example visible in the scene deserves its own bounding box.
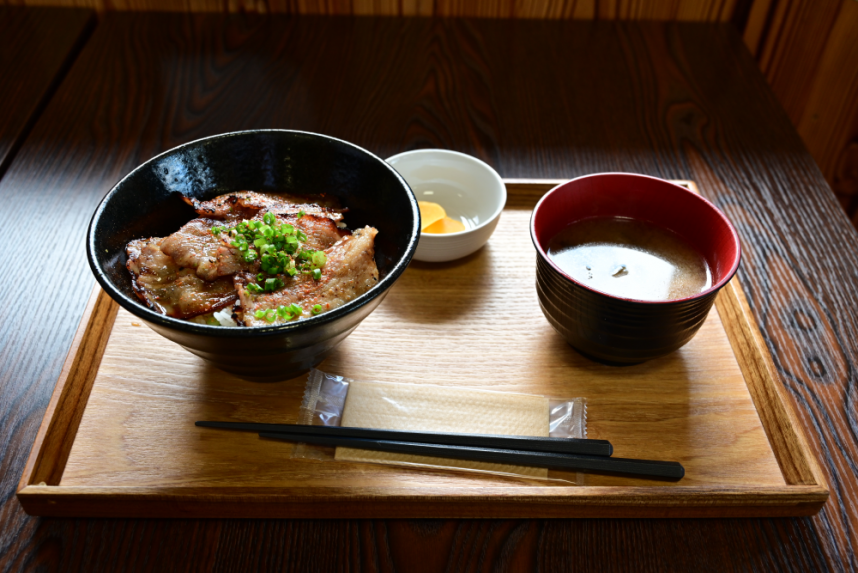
[311,251,326,268]
[215,210,329,286]
[311,304,323,315]
[264,277,284,292]
[264,309,276,323]
[254,309,266,319]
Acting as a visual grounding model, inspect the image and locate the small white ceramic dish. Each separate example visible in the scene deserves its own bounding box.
[386,149,506,262]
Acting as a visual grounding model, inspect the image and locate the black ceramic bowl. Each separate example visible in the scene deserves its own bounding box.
[87,130,419,382]
[531,173,741,365]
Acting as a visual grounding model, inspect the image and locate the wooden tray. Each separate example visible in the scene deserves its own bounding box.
[17,179,829,518]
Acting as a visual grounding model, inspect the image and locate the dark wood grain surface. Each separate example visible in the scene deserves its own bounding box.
[0,7,93,177]
[1,12,856,572]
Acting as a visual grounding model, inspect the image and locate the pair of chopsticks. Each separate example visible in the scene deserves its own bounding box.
[196,421,685,481]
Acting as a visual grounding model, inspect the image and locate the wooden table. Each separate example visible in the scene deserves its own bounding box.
[1,9,855,571]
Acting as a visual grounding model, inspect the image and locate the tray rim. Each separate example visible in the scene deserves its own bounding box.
[17,178,830,518]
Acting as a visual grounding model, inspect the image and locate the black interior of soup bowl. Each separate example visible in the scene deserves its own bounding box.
[88,130,419,339]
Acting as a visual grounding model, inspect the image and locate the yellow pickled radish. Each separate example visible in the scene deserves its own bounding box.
[418,201,446,230]
[424,216,466,234]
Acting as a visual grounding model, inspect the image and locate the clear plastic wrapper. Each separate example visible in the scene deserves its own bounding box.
[293,368,587,483]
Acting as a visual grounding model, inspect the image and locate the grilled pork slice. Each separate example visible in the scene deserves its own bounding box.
[183,191,345,223]
[161,214,347,282]
[126,238,237,319]
[236,226,379,326]
[160,218,248,281]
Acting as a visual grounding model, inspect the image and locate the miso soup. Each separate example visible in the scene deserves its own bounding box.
[546,217,711,301]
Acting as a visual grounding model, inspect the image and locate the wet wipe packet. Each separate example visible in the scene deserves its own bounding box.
[292,368,587,483]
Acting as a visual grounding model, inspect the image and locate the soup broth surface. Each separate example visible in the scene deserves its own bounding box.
[546,217,712,301]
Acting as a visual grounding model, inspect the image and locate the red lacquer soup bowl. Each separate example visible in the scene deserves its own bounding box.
[530,173,741,365]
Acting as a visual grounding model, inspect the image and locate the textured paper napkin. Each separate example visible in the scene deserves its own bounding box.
[335,381,550,477]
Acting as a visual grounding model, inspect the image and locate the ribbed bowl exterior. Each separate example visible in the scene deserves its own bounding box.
[535,256,718,364]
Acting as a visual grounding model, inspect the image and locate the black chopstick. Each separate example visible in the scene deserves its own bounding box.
[195,421,613,457]
[259,432,685,481]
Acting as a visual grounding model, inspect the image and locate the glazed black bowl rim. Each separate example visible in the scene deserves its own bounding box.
[529,172,741,306]
[86,129,420,338]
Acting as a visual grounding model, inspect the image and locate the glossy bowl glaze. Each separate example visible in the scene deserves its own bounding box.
[386,149,506,262]
[531,173,741,364]
[88,130,419,381]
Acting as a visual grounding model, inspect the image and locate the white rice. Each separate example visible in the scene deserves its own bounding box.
[213,306,238,327]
